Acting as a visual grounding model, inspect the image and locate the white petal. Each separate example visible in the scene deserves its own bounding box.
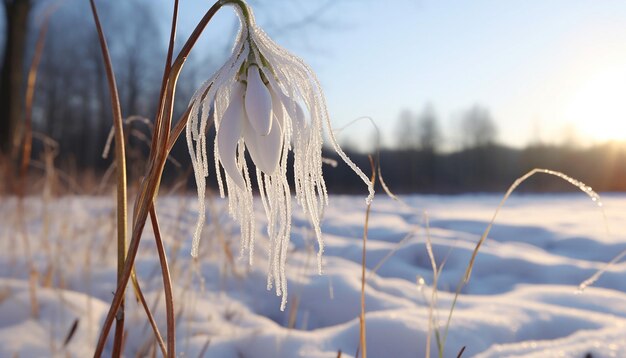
[269,81,306,131]
[269,87,285,129]
[242,119,264,170]
[217,86,246,188]
[245,65,273,136]
[244,116,283,175]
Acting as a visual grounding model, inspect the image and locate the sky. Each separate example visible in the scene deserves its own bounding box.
[155,0,626,151]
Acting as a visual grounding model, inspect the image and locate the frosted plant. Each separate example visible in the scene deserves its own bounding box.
[186,1,374,310]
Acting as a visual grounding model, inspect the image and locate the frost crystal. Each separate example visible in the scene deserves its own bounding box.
[186,2,374,310]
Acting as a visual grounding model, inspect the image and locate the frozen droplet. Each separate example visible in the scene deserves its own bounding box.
[416,276,426,291]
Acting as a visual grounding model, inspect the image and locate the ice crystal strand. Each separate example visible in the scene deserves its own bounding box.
[271,240,281,295]
[278,129,292,268]
[269,177,281,295]
[187,99,206,257]
[278,187,290,311]
[265,175,275,231]
[187,81,214,257]
[256,169,271,224]
[187,3,250,255]
[307,85,329,207]
[315,82,373,205]
[265,175,276,241]
[214,137,226,198]
[233,142,247,257]
[255,25,374,205]
[187,40,249,257]
[275,182,288,297]
[240,143,256,265]
[266,175,281,295]
[199,100,212,176]
[300,84,326,270]
[278,172,291,311]
[257,169,275,291]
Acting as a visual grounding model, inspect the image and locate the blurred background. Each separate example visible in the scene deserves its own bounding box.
[3,0,626,194]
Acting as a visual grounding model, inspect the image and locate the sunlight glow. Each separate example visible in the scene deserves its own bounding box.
[564,65,626,142]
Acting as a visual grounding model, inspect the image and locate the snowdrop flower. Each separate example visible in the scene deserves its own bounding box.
[186,1,373,310]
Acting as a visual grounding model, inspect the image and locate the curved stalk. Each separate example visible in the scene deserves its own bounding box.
[88,0,128,356]
[131,272,167,357]
[93,1,250,356]
[149,206,175,357]
[359,156,377,358]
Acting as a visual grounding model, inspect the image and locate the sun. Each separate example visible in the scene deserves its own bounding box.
[563,65,626,142]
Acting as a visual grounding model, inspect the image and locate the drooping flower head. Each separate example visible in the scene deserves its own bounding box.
[186,1,374,310]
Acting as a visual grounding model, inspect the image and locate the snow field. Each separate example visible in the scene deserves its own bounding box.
[1,194,626,357]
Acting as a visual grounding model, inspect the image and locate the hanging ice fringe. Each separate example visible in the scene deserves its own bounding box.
[186,1,374,310]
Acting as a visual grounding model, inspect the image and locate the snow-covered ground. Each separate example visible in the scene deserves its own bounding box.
[1,193,626,357]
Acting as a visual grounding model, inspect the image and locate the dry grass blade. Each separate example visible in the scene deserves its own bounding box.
[367,231,414,279]
[63,319,79,347]
[358,155,377,358]
[20,1,62,187]
[463,168,604,283]
[93,2,239,356]
[579,249,626,292]
[438,168,606,356]
[197,338,211,358]
[287,296,300,329]
[16,0,62,323]
[423,213,439,358]
[167,105,193,153]
[88,0,128,355]
[149,206,176,357]
[130,273,167,357]
[150,0,180,164]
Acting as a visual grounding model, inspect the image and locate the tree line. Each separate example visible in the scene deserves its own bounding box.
[327,105,626,194]
[2,1,625,195]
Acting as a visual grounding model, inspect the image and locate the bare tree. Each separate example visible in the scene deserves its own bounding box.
[416,104,441,153]
[0,0,354,173]
[0,0,32,155]
[460,104,498,148]
[394,104,442,152]
[112,0,162,117]
[395,109,417,150]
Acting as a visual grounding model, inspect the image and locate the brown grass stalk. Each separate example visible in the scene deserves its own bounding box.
[88,0,128,355]
[149,206,176,356]
[15,0,61,321]
[93,1,249,356]
[149,0,179,166]
[130,273,167,357]
[358,155,377,358]
[20,1,61,186]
